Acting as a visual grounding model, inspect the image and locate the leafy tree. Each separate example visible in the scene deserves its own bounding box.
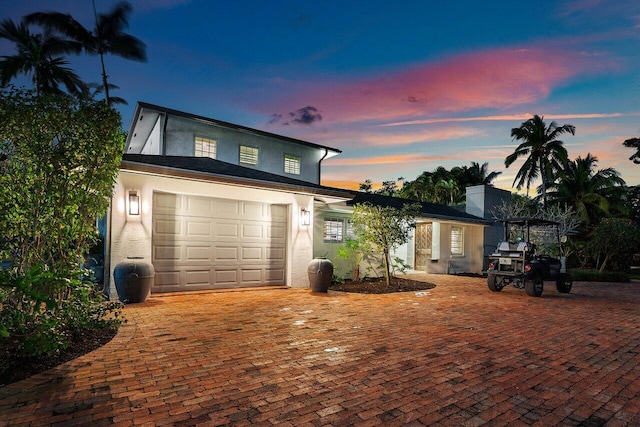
[0,87,125,356]
[350,202,420,287]
[358,178,404,196]
[26,1,147,105]
[588,218,640,273]
[505,115,575,204]
[0,18,85,96]
[623,137,640,164]
[546,153,625,226]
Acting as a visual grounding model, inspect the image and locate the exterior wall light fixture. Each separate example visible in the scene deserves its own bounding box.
[129,191,140,216]
[300,208,311,226]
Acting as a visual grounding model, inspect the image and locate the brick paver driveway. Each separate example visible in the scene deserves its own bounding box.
[1,274,639,426]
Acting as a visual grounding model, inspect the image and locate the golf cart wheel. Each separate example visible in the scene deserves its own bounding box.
[556,273,573,293]
[487,274,503,292]
[525,275,544,297]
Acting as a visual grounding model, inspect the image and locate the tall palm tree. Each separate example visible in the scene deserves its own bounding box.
[26,1,146,105]
[505,115,575,204]
[0,18,85,96]
[464,161,502,186]
[546,153,626,225]
[623,137,640,164]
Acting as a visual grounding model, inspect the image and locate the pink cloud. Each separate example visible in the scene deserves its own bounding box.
[262,45,615,125]
[325,153,450,167]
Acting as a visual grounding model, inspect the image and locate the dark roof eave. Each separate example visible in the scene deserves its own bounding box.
[120,160,353,199]
[129,101,342,155]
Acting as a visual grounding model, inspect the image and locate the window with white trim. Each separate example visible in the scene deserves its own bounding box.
[451,226,464,256]
[239,145,258,165]
[194,136,216,159]
[284,154,300,175]
[323,218,344,243]
[346,219,356,240]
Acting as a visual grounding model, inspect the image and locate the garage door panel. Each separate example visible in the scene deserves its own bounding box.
[265,268,285,282]
[154,245,181,261]
[185,246,211,261]
[215,199,240,217]
[186,221,212,236]
[242,224,263,238]
[215,222,240,238]
[152,192,286,292]
[215,246,238,261]
[266,248,285,260]
[242,202,264,218]
[241,247,262,261]
[185,270,210,285]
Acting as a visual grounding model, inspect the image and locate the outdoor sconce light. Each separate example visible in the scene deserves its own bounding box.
[300,208,311,226]
[129,191,140,216]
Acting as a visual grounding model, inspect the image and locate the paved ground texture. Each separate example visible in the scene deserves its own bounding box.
[1,274,640,426]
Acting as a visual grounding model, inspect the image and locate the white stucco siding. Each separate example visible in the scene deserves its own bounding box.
[109,170,315,296]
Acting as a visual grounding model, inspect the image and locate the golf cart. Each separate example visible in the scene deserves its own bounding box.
[486,218,572,297]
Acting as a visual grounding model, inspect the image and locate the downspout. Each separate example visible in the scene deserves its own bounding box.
[318,148,329,184]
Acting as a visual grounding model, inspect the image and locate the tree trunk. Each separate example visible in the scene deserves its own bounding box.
[539,158,547,205]
[598,253,612,273]
[383,249,391,287]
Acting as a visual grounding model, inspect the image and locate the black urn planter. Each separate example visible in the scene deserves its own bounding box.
[308,258,333,293]
[114,257,155,303]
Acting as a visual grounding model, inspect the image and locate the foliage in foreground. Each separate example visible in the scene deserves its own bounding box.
[569,269,630,283]
[0,87,125,357]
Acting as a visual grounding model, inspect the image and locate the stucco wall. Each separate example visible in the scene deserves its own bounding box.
[109,170,316,297]
[313,207,486,278]
[162,115,324,184]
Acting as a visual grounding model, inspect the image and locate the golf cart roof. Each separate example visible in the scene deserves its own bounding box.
[499,218,560,227]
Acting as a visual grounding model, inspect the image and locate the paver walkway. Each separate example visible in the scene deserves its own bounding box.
[1,274,639,426]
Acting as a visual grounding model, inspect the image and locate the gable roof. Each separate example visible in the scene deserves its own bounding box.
[125,102,342,156]
[121,154,352,199]
[346,192,492,225]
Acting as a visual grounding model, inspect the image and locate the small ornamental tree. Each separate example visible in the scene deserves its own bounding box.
[0,87,125,355]
[588,218,640,273]
[350,202,420,287]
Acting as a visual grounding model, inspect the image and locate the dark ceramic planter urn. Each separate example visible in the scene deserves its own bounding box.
[307,258,333,293]
[114,257,155,303]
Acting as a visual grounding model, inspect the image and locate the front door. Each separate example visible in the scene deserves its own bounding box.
[415,223,432,271]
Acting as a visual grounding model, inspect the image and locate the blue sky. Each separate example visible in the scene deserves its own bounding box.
[1,0,639,192]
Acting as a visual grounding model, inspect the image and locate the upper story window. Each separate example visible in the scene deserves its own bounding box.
[323,218,344,243]
[451,226,464,256]
[194,136,216,159]
[284,154,300,175]
[239,145,259,166]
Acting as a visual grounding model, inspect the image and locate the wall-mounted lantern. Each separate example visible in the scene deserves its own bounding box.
[300,208,311,226]
[129,191,140,216]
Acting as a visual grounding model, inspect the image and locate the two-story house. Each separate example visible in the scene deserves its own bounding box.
[106,102,492,297]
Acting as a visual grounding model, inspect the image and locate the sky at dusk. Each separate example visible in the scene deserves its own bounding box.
[1,0,639,194]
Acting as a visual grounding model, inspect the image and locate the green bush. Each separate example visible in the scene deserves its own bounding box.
[0,265,124,356]
[569,269,630,283]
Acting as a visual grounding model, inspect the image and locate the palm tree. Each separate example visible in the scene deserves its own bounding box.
[0,18,85,96]
[505,115,575,204]
[623,137,640,164]
[546,153,626,225]
[463,161,502,186]
[26,1,146,105]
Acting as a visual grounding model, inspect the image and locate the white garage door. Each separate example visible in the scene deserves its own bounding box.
[152,192,287,292]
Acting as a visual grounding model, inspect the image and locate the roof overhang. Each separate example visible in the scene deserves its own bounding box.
[120,160,353,203]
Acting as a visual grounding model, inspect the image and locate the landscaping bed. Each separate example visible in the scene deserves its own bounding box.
[330,276,436,294]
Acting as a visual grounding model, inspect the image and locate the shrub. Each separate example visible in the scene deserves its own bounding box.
[569,269,630,283]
